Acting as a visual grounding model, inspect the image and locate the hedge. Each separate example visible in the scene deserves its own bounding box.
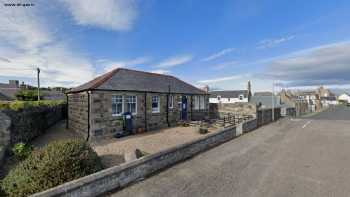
[1,140,103,197]
[0,100,66,111]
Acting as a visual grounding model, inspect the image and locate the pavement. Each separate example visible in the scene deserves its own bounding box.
[107,105,350,197]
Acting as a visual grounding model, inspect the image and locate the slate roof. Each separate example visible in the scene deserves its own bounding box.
[321,96,337,101]
[0,92,11,101]
[68,68,207,94]
[209,90,248,98]
[250,95,293,108]
[254,91,273,96]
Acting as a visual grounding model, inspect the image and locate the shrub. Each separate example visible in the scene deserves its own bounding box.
[15,90,40,101]
[198,127,209,134]
[11,143,33,161]
[0,100,66,111]
[1,140,102,197]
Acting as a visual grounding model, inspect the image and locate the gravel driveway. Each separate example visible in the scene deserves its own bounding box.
[91,126,218,167]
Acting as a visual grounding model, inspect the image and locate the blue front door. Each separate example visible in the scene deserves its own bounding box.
[181,96,187,120]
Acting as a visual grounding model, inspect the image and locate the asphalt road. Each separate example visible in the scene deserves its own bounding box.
[108,106,350,197]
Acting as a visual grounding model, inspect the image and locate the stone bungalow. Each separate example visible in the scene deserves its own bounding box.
[66,68,209,139]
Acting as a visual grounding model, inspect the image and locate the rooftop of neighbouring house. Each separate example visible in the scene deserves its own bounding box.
[209,90,248,98]
[67,68,207,95]
[254,91,273,96]
[0,80,20,100]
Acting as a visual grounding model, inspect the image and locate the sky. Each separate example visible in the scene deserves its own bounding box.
[1,0,350,92]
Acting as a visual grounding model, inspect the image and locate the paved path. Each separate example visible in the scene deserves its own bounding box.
[108,106,350,197]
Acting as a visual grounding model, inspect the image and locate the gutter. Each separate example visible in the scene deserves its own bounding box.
[87,91,91,141]
[144,92,148,132]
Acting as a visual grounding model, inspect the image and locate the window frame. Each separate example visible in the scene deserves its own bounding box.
[125,95,137,115]
[239,94,244,100]
[200,96,206,110]
[169,95,174,109]
[194,95,200,110]
[112,95,124,116]
[152,95,160,113]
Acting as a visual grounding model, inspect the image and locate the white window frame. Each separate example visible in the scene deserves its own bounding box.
[200,96,206,110]
[125,95,137,115]
[152,95,160,113]
[112,95,123,116]
[194,95,200,110]
[239,94,244,100]
[169,95,174,109]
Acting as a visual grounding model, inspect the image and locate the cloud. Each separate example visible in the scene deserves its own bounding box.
[0,2,95,87]
[201,48,235,62]
[197,75,244,84]
[212,60,239,70]
[150,69,170,75]
[155,55,193,68]
[60,0,137,31]
[257,35,295,49]
[264,41,350,87]
[100,57,150,72]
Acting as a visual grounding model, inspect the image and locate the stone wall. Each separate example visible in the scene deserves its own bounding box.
[31,126,237,197]
[76,90,209,138]
[209,102,256,119]
[257,108,281,126]
[2,104,67,144]
[68,92,89,138]
[0,105,66,166]
[0,112,11,166]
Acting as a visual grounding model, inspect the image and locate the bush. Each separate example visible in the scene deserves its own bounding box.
[198,127,209,134]
[15,90,40,101]
[0,100,66,111]
[1,140,102,197]
[11,143,33,161]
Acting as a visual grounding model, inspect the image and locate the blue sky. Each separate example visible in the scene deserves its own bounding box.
[1,0,350,91]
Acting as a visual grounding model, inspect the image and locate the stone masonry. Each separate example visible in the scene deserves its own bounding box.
[68,90,209,138]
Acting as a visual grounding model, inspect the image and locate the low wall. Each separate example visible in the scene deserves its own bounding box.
[31,126,237,197]
[235,118,258,136]
[209,103,256,119]
[257,108,281,126]
[0,112,11,166]
[1,104,67,144]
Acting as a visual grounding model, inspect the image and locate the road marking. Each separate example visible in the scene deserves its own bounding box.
[302,120,312,129]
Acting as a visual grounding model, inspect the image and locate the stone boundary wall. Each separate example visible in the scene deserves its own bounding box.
[235,118,258,136]
[209,102,257,119]
[0,112,11,166]
[2,104,67,144]
[31,126,239,197]
[257,108,281,126]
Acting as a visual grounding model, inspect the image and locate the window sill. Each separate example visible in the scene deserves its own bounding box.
[112,114,122,117]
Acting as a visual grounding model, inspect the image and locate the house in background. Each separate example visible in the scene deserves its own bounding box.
[295,91,321,112]
[209,81,252,104]
[254,91,273,96]
[317,86,337,107]
[279,90,309,116]
[0,80,20,101]
[338,93,350,104]
[66,68,209,139]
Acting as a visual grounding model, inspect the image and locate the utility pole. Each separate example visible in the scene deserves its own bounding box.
[37,67,40,101]
[272,80,275,121]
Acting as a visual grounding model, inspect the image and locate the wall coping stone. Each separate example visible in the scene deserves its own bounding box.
[30,125,237,197]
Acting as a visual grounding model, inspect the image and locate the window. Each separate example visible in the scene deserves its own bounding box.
[152,96,160,113]
[112,95,123,116]
[239,94,244,100]
[194,96,200,110]
[217,95,221,100]
[169,95,174,109]
[200,96,205,110]
[125,95,137,114]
